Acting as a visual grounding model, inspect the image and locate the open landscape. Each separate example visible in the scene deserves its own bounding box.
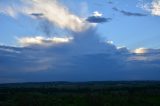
[1,0,160,105]
[0,81,160,106]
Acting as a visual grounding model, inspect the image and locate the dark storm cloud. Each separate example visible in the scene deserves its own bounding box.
[86,16,112,23]
[1,27,160,83]
[112,7,148,16]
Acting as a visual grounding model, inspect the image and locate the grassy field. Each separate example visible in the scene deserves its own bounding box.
[0,81,160,106]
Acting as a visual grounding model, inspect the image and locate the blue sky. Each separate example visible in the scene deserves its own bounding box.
[0,0,160,83]
[0,0,160,49]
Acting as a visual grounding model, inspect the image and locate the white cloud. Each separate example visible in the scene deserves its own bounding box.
[151,0,160,16]
[139,0,160,16]
[18,36,73,46]
[106,40,114,44]
[133,47,160,54]
[0,0,91,32]
[129,48,160,61]
[133,48,148,54]
[0,6,17,18]
[93,11,103,17]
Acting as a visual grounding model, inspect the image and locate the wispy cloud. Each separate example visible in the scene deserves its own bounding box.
[0,0,91,32]
[112,7,147,16]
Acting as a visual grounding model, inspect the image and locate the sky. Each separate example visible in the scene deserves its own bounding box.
[0,0,160,83]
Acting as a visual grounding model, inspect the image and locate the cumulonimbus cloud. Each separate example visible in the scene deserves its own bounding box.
[1,27,160,82]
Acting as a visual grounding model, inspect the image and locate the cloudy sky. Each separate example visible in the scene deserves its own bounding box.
[0,0,160,83]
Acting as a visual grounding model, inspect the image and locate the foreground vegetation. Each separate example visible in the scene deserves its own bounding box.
[0,81,160,106]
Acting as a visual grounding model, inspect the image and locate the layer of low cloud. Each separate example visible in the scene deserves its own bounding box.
[112,7,147,16]
[1,29,160,82]
[86,11,112,23]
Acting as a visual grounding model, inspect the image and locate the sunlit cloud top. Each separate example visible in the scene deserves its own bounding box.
[18,36,73,46]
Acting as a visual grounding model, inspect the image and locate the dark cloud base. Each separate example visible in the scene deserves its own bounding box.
[86,16,112,23]
[0,28,160,83]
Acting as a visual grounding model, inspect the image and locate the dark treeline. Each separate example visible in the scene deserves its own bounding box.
[0,81,160,106]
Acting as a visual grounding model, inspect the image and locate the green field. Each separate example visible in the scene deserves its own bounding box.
[0,81,160,106]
